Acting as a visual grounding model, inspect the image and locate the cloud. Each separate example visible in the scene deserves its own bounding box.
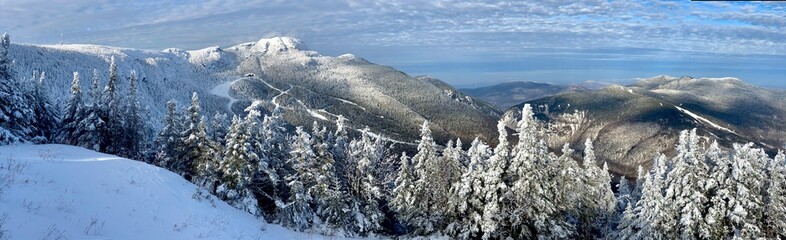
[0,0,784,87]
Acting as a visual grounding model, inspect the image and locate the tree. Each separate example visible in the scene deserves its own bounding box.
[480,120,510,239]
[31,71,58,143]
[154,100,184,168]
[100,56,121,153]
[58,72,83,145]
[663,129,709,239]
[398,120,441,234]
[178,92,215,182]
[75,69,105,151]
[446,137,490,239]
[703,141,732,239]
[578,139,615,238]
[280,127,317,231]
[309,122,350,235]
[0,33,36,144]
[217,115,260,216]
[209,112,229,146]
[725,143,766,239]
[121,71,148,159]
[764,151,786,238]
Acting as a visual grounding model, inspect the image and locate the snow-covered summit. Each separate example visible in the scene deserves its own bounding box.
[250,37,308,54]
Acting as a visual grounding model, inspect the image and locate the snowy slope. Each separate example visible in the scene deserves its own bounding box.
[8,37,499,144]
[0,144,368,239]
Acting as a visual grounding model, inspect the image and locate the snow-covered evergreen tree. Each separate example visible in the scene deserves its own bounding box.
[703,140,732,239]
[209,111,229,146]
[154,100,184,168]
[280,127,316,231]
[31,71,58,143]
[663,129,709,239]
[178,92,215,182]
[725,143,766,239]
[0,33,36,144]
[309,121,350,235]
[99,56,121,153]
[58,72,83,145]
[576,139,615,238]
[397,120,441,234]
[121,71,149,159]
[446,137,490,239]
[75,69,105,151]
[344,128,386,235]
[217,115,260,217]
[764,151,786,238]
[480,120,510,239]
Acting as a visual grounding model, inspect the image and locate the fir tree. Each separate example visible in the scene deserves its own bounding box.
[663,129,709,239]
[446,137,489,239]
[178,92,215,182]
[75,69,105,150]
[280,127,317,231]
[209,111,229,146]
[217,115,260,216]
[59,72,83,145]
[0,33,36,144]
[764,151,786,238]
[100,56,121,153]
[121,71,148,159]
[480,120,510,239]
[154,100,184,168]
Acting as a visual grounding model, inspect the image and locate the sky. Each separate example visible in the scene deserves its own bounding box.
[0,0,785,88]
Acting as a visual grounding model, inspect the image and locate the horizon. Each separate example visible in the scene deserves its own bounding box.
[1,0,785,88]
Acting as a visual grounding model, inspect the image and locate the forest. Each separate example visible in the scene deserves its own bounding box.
[1,33,785,239]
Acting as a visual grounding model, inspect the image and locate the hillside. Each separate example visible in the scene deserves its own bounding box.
[7,37,500,145]
[504,76,786,176]
[460,81,585,109]
[0,144,369,239]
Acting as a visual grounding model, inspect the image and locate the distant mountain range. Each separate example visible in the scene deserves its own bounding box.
[503,76,786,176]
[8,37,500,145]
[460,81,587,109]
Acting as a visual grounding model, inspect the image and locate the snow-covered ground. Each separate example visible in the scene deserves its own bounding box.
[0,144,368,240]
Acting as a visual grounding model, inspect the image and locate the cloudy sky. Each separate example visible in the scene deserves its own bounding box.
[1,0,785,88]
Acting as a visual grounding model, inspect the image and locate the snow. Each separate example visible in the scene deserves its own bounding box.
[209,79,241,114]
[0,144,368,239]
[674,106,736,134]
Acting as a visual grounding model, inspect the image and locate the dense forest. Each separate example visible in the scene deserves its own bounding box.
[2,33,785,239]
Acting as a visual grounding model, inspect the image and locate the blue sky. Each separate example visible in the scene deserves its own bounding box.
[1,0,785,88]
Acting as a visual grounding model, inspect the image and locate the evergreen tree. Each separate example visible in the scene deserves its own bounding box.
[31,71,57,143]
[726,143,766,239]
[178,92,215,182]
[209,111,229,146]
[703,141,732,239]
[76,69,105,150]
[663,129,709,239]
[59,72,83,145]
[0,33,36,144]
[217,115,260,216]
[100,56,121,153]
[280,127,317,231]
[154,100,184,168]
[121,71,148,159]
[630,153,670,239]
[399,121,441,234]
[310,122,350,235]
[446,137,490,239]
[764,151,786,238]
[480,120,510,239]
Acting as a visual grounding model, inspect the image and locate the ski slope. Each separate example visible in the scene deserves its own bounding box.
[0,144,369,240]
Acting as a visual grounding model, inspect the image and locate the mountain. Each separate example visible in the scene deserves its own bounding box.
[504,75,786,177]
[460,81,586,109]
[7,37,500,145]
[0,144,364,239]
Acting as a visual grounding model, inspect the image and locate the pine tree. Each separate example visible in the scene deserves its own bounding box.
[217,115,260,216]
[310,121,350,235]
[764,151,786,238]
[480,120,510,239]
[178,92,215,182]
[59,72,83,145]
[726,143,766,239]
[629,153,670,239]
[121,71,148,159]
[663,129,709,239]
[31,71,57,143]
[76,69,105,151]
[280,127,317,231]
[446,137,490,239]
[703,141,732,239]
[391,152,415,226]
[154,100,184,168]
[0,33,36,144]
[100,56,121,153]
[209,111,229,146]
[399,121,441,234]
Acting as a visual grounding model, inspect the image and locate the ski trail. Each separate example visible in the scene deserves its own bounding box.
[675,106,736,134]
[209,79,242,114]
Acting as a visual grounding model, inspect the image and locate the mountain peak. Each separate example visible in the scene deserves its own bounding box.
[251,37,308,54]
